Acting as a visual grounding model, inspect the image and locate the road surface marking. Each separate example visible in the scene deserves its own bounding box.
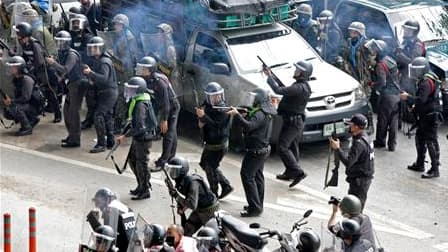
[0,143,434,240]
[434,243,448,252]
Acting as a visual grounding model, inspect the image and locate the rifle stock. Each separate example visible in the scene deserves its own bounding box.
[0,38,11,51]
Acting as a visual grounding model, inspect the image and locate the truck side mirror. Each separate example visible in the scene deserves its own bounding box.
[210,63,230,75]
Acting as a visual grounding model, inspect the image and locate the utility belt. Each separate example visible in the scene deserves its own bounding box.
[282,114,304,123]
[204,141,228,151]
[246,145,270,155]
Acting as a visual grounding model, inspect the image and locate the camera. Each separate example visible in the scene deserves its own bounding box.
[328,196,340,205]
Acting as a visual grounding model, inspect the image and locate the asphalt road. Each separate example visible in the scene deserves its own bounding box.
[1,112,447,252]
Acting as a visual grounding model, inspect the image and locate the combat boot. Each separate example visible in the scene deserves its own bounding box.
[16,127,32,136]
[53,107,62,123]
[422,167,440,179]
[407,162,425,172]
[90,144,106,153]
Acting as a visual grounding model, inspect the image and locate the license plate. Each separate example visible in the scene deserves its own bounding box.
[323,122,346,136]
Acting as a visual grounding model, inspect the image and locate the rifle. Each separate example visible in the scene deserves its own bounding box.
[161,165,183,225]
[212,106,248,113]
[59,3,69,29]
[192,89,205,145]
[257,56,285,87]
[324,132,339,189]
[0,38,11,51]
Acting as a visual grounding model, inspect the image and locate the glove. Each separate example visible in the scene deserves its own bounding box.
[169,188,178,198]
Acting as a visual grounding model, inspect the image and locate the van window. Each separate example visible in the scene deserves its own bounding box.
[193,33,230,69]
[335,3,394,43]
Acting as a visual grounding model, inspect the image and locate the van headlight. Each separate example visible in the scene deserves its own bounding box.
[354,86,366,101]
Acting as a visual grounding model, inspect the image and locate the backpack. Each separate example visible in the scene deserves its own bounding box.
[30,83,46,115]
[424,72,443,112]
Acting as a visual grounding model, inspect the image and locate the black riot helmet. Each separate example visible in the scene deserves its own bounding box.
[68,6,82,19]
[297,229,321,252]
[408,56,430,80]
[14,21,32,37]
[124,76,148,101]
[6,56,28,74]
[136,56,157,76]
[402,19,420,39]
[143,224,166,248]
[194,226,221,251]
[87,36,105,57]
[93,187,116,211]
[294,60,313,80]
[93,225,116,251]
[339,195,362,216]
[205,82,225,106]
[340,219,361,240]
[54,30,72,51]
[250,88,277,115]
[166,156,189,180]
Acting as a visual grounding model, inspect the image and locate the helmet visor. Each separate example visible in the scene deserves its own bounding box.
[205,89,224,106]
[87,42,104,56]
[55,37,71,50]
[124,82,139,101]
[240,92,256,107]
[195,236,214,250]
[402,24,418,38]
[69,17,85,32]
[135,62,153,76]
[408,63,426,80]
[165,163,183,179]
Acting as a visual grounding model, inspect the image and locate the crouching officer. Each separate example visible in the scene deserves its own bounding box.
[329,114,374,210]
[46,30,84,148]
[116,77,158,200]
[83,36,118,153]
[2,56,40,136]
[87,188,136,252]
[166,156,219,236]
[365,39,401,152]
[196,82,233,199]
[227,88,276,217]
[135,56,180,170]
[337,219,374,252]
[400,57,442,179]
[265,60,312,188]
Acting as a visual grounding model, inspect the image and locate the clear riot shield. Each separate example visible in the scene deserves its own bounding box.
[139,32,163,58]
[79,188,120,252]
[126,214,150,252]
[97,30,116,55]
[8,0,31,38]
[320,221,344,252]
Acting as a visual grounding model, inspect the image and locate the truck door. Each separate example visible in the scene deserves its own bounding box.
[182,31,234,112]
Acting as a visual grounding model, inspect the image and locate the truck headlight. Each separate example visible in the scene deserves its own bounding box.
[354,86,366,101]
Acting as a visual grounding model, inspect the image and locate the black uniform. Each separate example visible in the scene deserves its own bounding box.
[3,74,39,131]
[396,38,425,94]
[234,108,272,215]
[292,19,319,48]
[71,30,94,61]
[125,94,157,197]
[86,54,118,148]
[80,2,101,35]
[373,56,401,151]
[267,75,311,180]
[343,239,374,252]
[407,73,442,174]
[317,23,344,65]
[51,48,84,145]
[199,104,232,197]
[336,132,374,210]
[144,72,180,167]
[22,38,62,121]
[175,174,219,236]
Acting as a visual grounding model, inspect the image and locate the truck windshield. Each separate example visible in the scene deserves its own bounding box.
[388,5,448,45]
[227,28,318,74]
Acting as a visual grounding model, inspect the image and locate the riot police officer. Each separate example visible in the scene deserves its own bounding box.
[153,23,177,79]
[400,57,442,179]
[395,20,426,94]
[315,10,344,66]
[87,188,136,252]
[2,56,40,136]
[329,114,375,210]
[69,13,93,60]
[195,82,233,199]
[116,76,158,200]
[46,30,84,147]
[227,88,276,217]
[136,56,180,170]
[83,36,118,153]
[338,219,374,252]
[14,21,62,123]
[21,8,57,55]
[265,60,312,188]
[166,156,219,236]
[291,4,319,48]
[365,39,401,151]
[111,13,139,132]
[79,0,101,35]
